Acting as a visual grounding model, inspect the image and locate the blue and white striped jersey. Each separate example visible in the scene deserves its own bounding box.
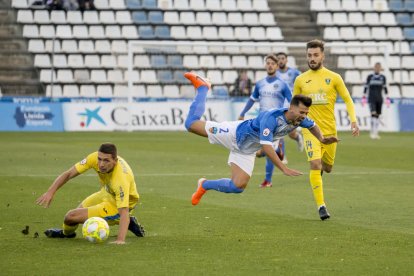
[250,76,292,112]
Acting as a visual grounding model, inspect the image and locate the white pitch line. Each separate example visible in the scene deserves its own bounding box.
[1,171,414,178]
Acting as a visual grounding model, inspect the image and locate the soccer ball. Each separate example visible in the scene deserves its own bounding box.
[82,217,110,243]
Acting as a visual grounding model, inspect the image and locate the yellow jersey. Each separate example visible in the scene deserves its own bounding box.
[293,67,357,134]
[75,152,139,209]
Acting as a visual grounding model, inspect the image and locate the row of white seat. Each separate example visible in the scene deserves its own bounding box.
[16,9,276,26]
[13,0,270,11]
[33,54,280,69]
[338,55,414,69]
[324,26,404,40]
[317,12,397,26]
[310,0,389,12]
[22,24,284,41]
[329,41,412,54]
[45,84,195,98]
[27,39,291,55]
[44,83,413,99]
[344,69,414,84]
[351,84,412,98]
[39,69,264,85]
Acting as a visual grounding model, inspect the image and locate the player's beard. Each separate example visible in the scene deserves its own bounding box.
[267,68,276,76]
[278,63,286,70]
[308,61,322,70]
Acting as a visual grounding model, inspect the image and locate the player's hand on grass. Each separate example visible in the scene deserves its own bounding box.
[282,167,303,176]
[35,192,54,208]
[321,136,340,144]
[110,240,126,245]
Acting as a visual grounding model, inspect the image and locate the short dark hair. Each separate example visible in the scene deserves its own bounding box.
[98,143,117,159]
[291,94,312,107]
[275,52,287,58]
[306,39,325,52]
[265,53,278,63]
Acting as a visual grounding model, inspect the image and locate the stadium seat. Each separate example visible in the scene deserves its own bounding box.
[34,54,51,68]
[113,85,128,97]
[165,11,179,24]
[140,70,157,83]
[365,13,380,25]
[199,55,215,68]
[139,26,155,38]
[189,0,205,10]
[380,13,397,25]
[340,27,356,40]
[216,56,231,68]
[326,0,341,11]
[110,0,126,9]
[100,11,116,24]
[157,70,173,83]
[56,25,72,39]
[108,70,124,83]
[147,85,163,97]
[342,0,358,10]
[155,26,170,38]
[219,27,235,39]
[405,0,414,11]
[228,12,243,25]
[402,56,414,69]
[39,25,55,39]
[91,70,107,83]
[203,26,218,40]
[126,0,142,9]
[195,12,211,25]
[243,13,259,26]
[388,27,404,40]
[143,0,157,8]
[371,26,387,40]
[206,0,221,10]
[187,26,202,40]
[163,85,180,98]
[235,27,249,40]
[248,56,264,69]
[124,70,140,82]
[57,69,74,83]
[73,68,90,82]
[393,70,410,83]
[351,85,364,97]
[46,85,63,97]
[253,0,269,11]
[373,0,388,11]
[237,0,252,11]
[132,85,147,97]
[106,25,122,39]
[357,0,373,11]
[79,40,95,53]
[12,0,28,8]
[51,10,66,24]
[85,55,100,68]
[63,85,80,97]
[68,55,84,68]
[101,55,117,68]
[40,69,56,82]
[337,56,354,68]
[80,85,97,97]
[53,54,67,68]
[83,11,99,24]
[212,12,227,26]
[345,70,361,83]
[222,0,236,10]
[132,11,147,23]
[61,40,78,53]
[45,39,61,53]
[232,55,247,68]
[122,26,139,39]
[259,13,275,26]
[251,27,266,41]
[97,85,113,97]
[317,12,332,25]
[67,11,82,24]
[356,27,371,39]
[401,85,414,97]
[167,55,182,67]
[151,55,167,67]
[403,27,414,39]
[183,55,198,68]
[135,55,151,68]
[34,10,50,24]
[266,27,283,40]
[388,85,401,98]
[173,70,187,83]
[223,70,237,83]
[73,25,88,39]
[310,0,326,11]
[89,26,105,39]
[94,0,110,9]
[174,0,189,9]
[117,55,129,68]
[348,12,364,25]
[17,10,33,24]
[354,55,370,68]
[148,11,163,23]
[28,39,44,53]
[116,11,132,24]
[207,70,223,84]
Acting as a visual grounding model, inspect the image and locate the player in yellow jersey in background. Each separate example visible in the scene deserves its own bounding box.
[293,39,360,220]
[36,143,145,244]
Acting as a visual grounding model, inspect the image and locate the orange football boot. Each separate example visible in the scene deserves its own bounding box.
[191,178,207,206]
[184,72,211,90]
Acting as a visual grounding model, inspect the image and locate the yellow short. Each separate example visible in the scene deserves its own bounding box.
[81,189,134,225]
[303,132,337,165]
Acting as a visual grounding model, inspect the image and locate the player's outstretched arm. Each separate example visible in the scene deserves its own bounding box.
[110,207,129,245]
[262,144,303,176]
[308,125,339,145]
[36,166,79,208]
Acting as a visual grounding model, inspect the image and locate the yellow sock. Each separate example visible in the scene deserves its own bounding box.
[62,223,78,235]
[310,169,325,207]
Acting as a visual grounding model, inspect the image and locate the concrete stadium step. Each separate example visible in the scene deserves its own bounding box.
[0,68,38,81]
[0,24,21,36]
[0,82,43,96]
[0,52,33,67]
[0,38,26,51]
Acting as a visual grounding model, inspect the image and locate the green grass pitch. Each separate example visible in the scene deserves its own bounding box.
[0,131,413,275]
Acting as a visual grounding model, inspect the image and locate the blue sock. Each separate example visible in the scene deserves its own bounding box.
[202,178,244,193]
[184,86,209,130]
[265,157,274,182]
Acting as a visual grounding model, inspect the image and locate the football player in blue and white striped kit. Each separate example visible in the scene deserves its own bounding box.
[183,72,338,206]
[238,54,292,188]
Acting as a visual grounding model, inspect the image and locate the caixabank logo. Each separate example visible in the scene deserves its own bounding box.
[77,106,106,127]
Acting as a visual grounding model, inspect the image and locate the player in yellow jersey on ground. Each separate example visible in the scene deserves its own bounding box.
[36,143,145,244]
[293,39,360,220]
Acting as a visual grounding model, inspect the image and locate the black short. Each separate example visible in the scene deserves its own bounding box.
[369,100,383,115]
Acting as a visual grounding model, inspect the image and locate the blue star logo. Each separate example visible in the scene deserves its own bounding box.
[77,106,106,127]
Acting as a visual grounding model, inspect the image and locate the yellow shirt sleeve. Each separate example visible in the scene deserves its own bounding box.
[74,152,98,174]
[335,75,357,123]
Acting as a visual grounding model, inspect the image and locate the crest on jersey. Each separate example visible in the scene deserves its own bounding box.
[308,151,313,158]
[262,128,270,136]
[273,84,279,89]
[80,158,87,165]
[325,78,331,85]
[209,127,218,134]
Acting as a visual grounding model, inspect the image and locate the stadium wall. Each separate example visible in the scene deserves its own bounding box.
[0,97,407,132]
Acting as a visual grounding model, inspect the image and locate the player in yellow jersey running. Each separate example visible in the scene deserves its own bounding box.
[293,39,360,220]
[36,143,145,244]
